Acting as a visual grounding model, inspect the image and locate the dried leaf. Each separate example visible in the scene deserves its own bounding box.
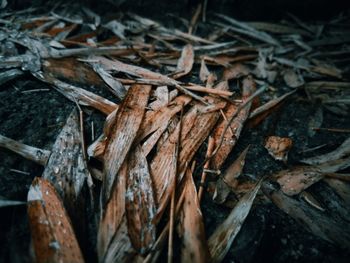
[35,72,118,115]
[173,44,194,79]
[208,181,261,263]
[211,76,255,170]
[200,59,210,83]
[264,136,293,162]
[179,169,210,263]
[27,177,84,263]
[0,134,50,166]
[98,161,127,260]
[222,63,250,81]
[263,181,350,248]
[102,84,151,204]
[283,69,304,88]
[301,137,350,165]
[275,156,350,196]
[125,146,156,254]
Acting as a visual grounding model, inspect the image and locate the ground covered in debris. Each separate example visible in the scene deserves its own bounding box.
[0,2,350,263]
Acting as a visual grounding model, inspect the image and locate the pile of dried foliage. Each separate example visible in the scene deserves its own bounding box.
[0,2,349,263]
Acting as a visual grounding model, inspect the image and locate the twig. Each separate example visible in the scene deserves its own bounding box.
[198,136,215,201]
[324,172,350,182]
[21,89,50,93]
[189,3,202,34]
[9,169,30,176]
[312,127,350,133]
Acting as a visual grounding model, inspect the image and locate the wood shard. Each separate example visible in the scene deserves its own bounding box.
[27,177,84,263]
[102,84,151,205]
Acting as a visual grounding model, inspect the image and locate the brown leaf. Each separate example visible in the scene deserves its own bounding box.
[263,181,350,248]
[211,76,255,170]
[98,161,127,260]
[173,44,194,79]
[27,177,84,263]
[36,73,118,115]
[222,63,250,81]
[208,181,261,263]
[125,146,156,254]
[275,156,350,196]
[264,136,293,162]
[179,169,210,263]
[102,84,151,204]
[301,137,350,165]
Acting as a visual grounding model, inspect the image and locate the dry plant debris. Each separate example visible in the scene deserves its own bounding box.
[0,3,350,263]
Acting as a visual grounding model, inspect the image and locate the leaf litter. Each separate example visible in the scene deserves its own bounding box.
[0,2,350,263]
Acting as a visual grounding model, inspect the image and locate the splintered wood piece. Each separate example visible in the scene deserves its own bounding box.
[27,178,84,263]
[275,156,350,196]
[179,169,210,263]
[211,76,256,170]
[301,137,350,165]
[87,134,106,161]
[0,134,50,166]
[264,136,293,162]
[98,162,127,260]
[35,73,118,115]
[263,181,350,248]
[102,84,151,205]
[102,216,138,263]
[173,44,194,79]
[151,88,227,223]
[91,56,207,104]
[208,181,261,263]
[125,146,156,254]
[198,136,215,201]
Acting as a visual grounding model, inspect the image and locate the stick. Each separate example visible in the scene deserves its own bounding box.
[198,136,215,201]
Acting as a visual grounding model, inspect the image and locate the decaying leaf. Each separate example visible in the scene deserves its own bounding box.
[0,134,50,166]
[208,181,261,263]
[179,168,210,263]
[125,146,156,254]
[213,146,250,204]
[102,84,151,205]
[211,76,256,170]
[222,63,250,81]
[275,156,350,196]
[263,181,350,248]
[173,44,194,79]
[301,137,350,165]
[283,69,304,88]
[264,136,293,162]
[27,177,84,263]
[35,72,118,115]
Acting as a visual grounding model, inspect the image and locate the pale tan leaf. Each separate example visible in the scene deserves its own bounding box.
[173,44,194,79]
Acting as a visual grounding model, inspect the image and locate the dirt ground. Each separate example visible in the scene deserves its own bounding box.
[1,1,350,263]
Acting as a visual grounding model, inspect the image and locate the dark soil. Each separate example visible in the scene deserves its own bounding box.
[1,2,350,263]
